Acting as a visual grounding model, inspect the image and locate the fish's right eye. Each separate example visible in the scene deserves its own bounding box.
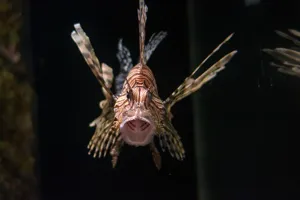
[126,90,133,100]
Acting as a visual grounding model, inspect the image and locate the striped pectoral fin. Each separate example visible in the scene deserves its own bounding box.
[87,119,113,158]
[71,23,114,100]
[150,142,162,170]
[269,62,300,77]
[190,50,237,90]
[161,39,237,160]
[101,62,114,89]
[89,98,112,128]
[278,67,300,77]
[87,110,120,158]
[275,30,300,46]
[263,29,300,78]
[263,48,300,66]
[158,117,185,161]
[164,50,237,113]
[288,29,300,38]
[164,33,236,113]
[110,137,123,168]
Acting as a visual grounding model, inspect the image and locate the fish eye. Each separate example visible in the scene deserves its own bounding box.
[147,91,152,100]
[146,90,152,106]
[126,90,133,100]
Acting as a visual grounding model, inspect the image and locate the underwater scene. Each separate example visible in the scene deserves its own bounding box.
[0,0,297,200]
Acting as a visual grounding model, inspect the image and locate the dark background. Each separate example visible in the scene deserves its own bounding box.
[29,0,298,200]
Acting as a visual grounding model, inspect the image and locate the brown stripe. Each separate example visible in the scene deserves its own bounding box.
[127,72,156,91]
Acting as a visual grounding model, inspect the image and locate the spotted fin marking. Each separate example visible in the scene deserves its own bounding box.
[115,39,133,94]
[144,31,167,63]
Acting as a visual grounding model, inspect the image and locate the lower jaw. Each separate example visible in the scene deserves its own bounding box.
[120,118,155,146]
[121,134,154,147]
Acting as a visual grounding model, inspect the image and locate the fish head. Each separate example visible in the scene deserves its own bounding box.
[115,86,158,146]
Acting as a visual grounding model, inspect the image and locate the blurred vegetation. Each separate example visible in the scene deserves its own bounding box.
[0,0,38,200]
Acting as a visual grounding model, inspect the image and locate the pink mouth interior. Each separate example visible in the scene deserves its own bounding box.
[121,119,154,146]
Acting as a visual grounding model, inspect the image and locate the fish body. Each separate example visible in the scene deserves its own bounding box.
[71,0,237,169]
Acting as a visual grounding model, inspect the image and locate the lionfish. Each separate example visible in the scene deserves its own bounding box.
[71,0,237,169]
[263,29,300,78]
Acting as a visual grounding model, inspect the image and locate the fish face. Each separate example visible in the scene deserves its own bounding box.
[117,86,156,146]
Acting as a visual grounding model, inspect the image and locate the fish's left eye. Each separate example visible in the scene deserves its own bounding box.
[126,90,133,100]
[147,91,152,100]
[146,91,152,106]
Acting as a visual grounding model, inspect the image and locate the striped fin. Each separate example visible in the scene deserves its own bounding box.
[144,31,167,63]
[161,116,185,161]
[116,38,133,73]
[88,113,120,158]
[288,29,300,38]
[164,33,237,114]
[263,48,300,65]
[101,63,114,89]
[71,23,119,159]
[154,113,185,161]
[138,0,147,65]
[270,62,300,78]
[110,138,123,168]
[275,30,300,46]
[263,29,300,78]
[150,142,162,170]
[115,38,133,94]
[115,31,167,94]
[71,23,114,99]
[160,34,236,160]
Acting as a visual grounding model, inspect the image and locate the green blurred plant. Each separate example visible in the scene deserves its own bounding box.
[0,0,38,200]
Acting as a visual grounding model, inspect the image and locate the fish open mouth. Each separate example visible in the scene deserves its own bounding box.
[120,117,155,146]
